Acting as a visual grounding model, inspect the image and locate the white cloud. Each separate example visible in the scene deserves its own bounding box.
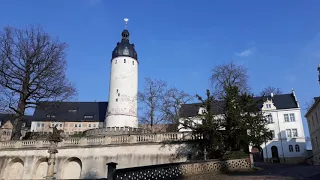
[236,47,255,57]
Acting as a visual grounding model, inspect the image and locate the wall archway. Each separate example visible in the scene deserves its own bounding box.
[32,157,48,179]
[61,157,82,179]
[2,158,24,179]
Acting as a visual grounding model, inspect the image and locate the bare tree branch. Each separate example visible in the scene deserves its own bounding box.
[259,86,282,96]
[0,25,77,140]
[210,61,249,99]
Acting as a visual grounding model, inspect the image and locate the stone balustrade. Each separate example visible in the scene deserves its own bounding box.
[0,132,198,150]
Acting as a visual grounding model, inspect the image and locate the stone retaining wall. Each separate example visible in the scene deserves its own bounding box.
[109,158,251,180]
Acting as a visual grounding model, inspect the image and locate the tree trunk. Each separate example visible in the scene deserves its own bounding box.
[11,99,26,140]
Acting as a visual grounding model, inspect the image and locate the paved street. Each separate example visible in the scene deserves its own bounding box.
[183,162,320,180]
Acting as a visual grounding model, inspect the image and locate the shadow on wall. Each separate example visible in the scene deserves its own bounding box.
[263,130,307,163]
[83,171,100,179]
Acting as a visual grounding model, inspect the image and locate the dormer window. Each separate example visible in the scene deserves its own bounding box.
[46,114,55,118]
[266,104,271,108]
[84,115,93,119]
[68,109,77,113]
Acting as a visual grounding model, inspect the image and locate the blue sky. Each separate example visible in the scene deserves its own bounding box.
[0,0,319,137]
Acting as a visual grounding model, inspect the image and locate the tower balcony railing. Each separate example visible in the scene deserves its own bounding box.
[0,132,201,150]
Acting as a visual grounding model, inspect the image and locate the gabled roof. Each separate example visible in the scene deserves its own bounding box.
[305,97,320,117]
[32,101,108,122]
[180,93,299,118]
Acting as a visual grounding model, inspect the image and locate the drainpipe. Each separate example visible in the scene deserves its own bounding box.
[277,112,286,163]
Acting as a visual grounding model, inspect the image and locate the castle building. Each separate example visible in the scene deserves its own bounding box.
[30,102,107,135]
[179,90,307,163]
[305,96,320,164]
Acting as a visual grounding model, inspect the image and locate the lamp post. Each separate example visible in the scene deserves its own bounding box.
[45,124,63,180]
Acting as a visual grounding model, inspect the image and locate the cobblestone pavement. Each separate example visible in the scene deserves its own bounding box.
[183,162,320,180]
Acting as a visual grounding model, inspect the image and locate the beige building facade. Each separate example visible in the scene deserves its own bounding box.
[305,97,320,164]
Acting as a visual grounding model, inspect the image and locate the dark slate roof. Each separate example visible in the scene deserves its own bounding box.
[180,93,299,118]
[32,101,108,122]
[112,29,138,60]
[0,114,32,128]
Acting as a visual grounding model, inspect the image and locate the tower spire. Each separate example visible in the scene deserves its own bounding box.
[124,18,129,29]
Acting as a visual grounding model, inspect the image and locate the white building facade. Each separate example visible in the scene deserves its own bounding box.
[179,90,307,163]
[106,28,139,128]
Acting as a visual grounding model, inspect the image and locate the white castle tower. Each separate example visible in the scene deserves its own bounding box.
[106,19,138,128]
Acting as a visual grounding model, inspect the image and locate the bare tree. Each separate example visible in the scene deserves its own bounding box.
[259,86,282,96]
[210,61,249,99]
[138,78,167,132]
[162,87,193,131]
[0,26,77,140]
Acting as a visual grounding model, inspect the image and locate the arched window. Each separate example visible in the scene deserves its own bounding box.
[295,144,300,152]
[115,60,117,64]
[132,61,134,65]
[289,145,293,152]
[124,59,126,63]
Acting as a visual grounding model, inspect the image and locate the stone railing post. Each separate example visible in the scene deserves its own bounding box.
[15,141,22,148]
[79,137,87,146]
[129,134,137,143]
[107,162,118,180]
[155,134,162,142]
[104,136,111,145]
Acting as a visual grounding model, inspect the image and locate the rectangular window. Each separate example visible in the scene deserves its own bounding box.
[316,112,319,123]
[75,124,77,127]
[132,61,134,65]
[124,59,126,63]
[37,123,40,127]
[289,113,295,122]
[89,124,91,128]
[292,129,298,137]
[267,115,273,123]
[41,123,44,127]
[289,145,293,152]
[79,124,82,127]
[84,115,93,119]
[60,124,63,127]
[286,129,292,138]
[317,137,319,147]
[284,114,289,122]
[93,124,96,128]
[266,104,271,108]
[270,130,275,139]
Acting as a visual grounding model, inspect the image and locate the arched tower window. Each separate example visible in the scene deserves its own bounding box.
[295,144,300,152]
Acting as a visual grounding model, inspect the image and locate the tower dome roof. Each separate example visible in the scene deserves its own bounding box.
[112,29,138,60]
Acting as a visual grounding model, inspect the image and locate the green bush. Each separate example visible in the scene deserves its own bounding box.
[222,151,249,160]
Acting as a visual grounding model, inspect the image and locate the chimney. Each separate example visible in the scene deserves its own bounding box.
[270,92,274,98]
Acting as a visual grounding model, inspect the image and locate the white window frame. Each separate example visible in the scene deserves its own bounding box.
[289,113,295,122]
[284,114,289,122]
[286,129,292,138]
